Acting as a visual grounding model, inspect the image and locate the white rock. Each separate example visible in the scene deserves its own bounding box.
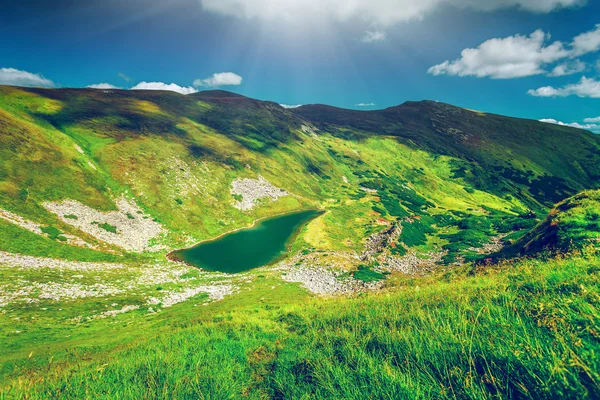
[44,197,166,252]
[230,176,288,211]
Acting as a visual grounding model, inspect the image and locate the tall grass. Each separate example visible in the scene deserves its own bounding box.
[3,251,599,399]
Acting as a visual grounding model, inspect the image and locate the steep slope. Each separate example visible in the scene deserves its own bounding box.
[295,100,600,207]
[498,189,600,258]
[0,85,599,264]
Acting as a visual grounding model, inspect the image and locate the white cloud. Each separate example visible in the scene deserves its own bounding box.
[193,72,243,88]
[547,60,586,76]
[528,76,600,98]
[0,67,55,88]
[280,104,302,108]
[356,103,376,107]
[428,30,569,79]
[528,86,561,97]
[571,24,600,56]
[361,31,386,43]
[539,118,600,132]
[87,83,121,89]
[131,81,198,95]
[199,0,582,26]
[429,23,600,79]
[583,116,600,123]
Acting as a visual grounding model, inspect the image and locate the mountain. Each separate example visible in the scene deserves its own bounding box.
[1,85,599,263]
[1,85,600,398]
[296,100,600,206]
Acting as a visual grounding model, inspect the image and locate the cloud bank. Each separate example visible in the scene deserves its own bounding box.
[131,81,198,94]
[583,116,600,123]
[539,118,600,132]
[547,60,586,77]
[429,24,600,79]
[361,31,386,43]
[0,67,55,88]
[528,76,600,98]
[200,0,583,25]
[87,83,121,89]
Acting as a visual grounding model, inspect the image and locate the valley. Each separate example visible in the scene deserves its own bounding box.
[0,85,599,398]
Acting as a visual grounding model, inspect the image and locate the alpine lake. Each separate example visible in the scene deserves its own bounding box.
[170,210,323,273]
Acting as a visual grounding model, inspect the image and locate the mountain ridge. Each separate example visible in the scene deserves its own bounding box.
[0,83,599,262]
[5,84,598,133]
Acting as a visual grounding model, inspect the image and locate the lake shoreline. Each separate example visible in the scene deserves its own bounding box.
[165,209,325,271]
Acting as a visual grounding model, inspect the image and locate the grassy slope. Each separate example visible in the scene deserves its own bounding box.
[2,85,599,260]
[296,101,600,208]
[1,86,600,398]
[499,189,600,258]
[2,250,599,399]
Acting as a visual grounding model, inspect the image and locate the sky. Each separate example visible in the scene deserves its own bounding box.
[1,0,600,132]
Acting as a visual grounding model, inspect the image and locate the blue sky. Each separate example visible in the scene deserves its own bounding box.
[2,0,600,131]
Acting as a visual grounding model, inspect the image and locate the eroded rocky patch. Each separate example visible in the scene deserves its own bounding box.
[282,267,382,295]
[0,251,124,271]
[0,251,240,314]
[0,209,93,248]
[44,197,166,252]
[231,176,288,211]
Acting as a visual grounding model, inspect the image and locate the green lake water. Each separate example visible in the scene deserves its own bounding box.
[171,210,323,273]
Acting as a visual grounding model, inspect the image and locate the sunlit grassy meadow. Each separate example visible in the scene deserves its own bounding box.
[2,250,598,399]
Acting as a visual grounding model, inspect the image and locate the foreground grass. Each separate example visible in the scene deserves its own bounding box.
[2,251,599,399]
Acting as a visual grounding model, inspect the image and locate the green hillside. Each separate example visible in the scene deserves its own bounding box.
[1,85,599,398]
[1,85,599,260]
[498,189,600,258]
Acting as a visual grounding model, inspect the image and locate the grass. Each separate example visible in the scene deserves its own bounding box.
[352,265,387,282]
[1,250,598,399]
[500,190,600,258]
[95,222,118,234]
[1,87,600,398]
[0,221,124,262]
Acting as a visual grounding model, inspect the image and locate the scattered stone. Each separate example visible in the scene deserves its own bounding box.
[101,305,139,318]
[147,284,235,308]
[282,266,381,295]
[0,251,124,271]
[361,222,402,261]
[0,210,96,249]
[360,187,378,194]
[44,197,166,252]
[381,251,444,275]
[301,125,320,140]
[471,234,509,254]
[0,280,122,306]
[230,176,288,211]
[0,209,43,235]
